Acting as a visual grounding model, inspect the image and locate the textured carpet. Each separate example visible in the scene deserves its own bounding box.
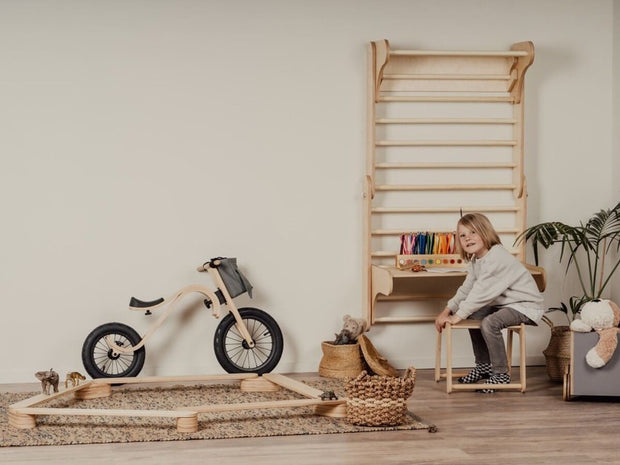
[1,378,434,447]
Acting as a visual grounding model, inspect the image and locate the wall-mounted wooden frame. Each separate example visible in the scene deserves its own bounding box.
[362,39,545,325]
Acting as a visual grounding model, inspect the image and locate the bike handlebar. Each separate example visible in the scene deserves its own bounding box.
[197,258,222,272]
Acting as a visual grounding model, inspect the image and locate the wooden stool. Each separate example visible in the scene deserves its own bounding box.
[435,320,527,393]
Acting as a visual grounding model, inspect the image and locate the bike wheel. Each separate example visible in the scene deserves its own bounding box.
[214,307,283,374]
[81,322,146,378]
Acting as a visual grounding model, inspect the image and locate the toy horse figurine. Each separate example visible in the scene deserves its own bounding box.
[65,371,86,388]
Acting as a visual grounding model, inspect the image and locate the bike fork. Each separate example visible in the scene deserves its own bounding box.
[209,268,255,348]
[228,302,256,348]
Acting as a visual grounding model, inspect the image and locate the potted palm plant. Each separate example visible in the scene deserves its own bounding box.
[515,201,620,380]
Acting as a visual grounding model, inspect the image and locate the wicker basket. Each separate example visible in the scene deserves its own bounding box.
[345,367,416,426]
[542,317,571,382]
[358,334,398,377]
[319,341,365,379]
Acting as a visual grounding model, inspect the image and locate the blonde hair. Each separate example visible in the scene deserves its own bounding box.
[456,213,502,261]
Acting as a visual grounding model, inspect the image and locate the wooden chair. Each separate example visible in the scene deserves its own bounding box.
[435,320,526,393]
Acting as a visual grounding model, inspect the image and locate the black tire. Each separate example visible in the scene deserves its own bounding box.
[214,307,283,374]
[81,322,146,379]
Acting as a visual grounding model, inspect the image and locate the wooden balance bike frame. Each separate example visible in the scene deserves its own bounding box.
[81,258,283,378]
[105,261,255,357]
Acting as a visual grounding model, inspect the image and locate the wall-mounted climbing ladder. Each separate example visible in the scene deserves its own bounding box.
[362,39,545,325]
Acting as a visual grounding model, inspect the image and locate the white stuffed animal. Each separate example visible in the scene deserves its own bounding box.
[570,299,620,368]
[333,314,369,345]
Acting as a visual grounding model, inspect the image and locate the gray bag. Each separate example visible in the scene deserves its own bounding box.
[217,258,253,299]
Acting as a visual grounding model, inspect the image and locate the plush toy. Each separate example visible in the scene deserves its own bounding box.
[333,314,368,345]
[570,299,620,368]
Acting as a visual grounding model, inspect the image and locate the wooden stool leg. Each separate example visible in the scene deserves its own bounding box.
[446,323,453,393]
[520,325,527,392]
[507,328,514,376]
[435,330,442,382]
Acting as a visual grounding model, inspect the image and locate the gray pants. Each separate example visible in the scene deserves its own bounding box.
[466,306,534,374]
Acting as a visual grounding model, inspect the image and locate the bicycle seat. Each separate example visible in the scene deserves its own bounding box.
[129,297,164,308]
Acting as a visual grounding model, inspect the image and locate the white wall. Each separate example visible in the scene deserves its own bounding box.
[0,0,616,382]
[613,0,620,305]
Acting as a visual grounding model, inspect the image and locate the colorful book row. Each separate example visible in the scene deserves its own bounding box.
[399,232,456,255]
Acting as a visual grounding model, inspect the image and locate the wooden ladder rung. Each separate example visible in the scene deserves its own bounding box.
[389,49,528,57]
[383,73,512,81]
[371,228,520,236]
[375,118,516,124]
[377,95,514,103]
[371,205,519,213]
[374,162,517,169]
[374,184,517,192]
[376,140,517,147]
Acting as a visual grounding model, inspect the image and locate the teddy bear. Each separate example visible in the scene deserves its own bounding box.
[570,299,620,368]
[333,314,369,345]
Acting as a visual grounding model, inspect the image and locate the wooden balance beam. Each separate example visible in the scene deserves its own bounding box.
[8,373,347,433]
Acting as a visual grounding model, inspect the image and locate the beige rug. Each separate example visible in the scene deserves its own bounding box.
[1,379,435,447]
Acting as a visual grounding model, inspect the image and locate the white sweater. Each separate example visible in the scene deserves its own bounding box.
[446,245,544,322]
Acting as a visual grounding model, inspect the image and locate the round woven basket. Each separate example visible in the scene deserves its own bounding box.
[318,341,364,379]
[345,367,416,426]
[542,318,571,382]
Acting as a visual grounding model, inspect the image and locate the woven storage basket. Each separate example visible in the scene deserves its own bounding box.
[319,341,364,379]
[345,367,416,426]
[543,323,571,382]
[358,334,398,377]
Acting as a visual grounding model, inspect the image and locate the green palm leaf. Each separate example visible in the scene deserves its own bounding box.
[517,202,620,299]
[583,203,620,251]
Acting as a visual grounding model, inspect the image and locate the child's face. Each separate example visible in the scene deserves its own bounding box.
[458,224,489,259]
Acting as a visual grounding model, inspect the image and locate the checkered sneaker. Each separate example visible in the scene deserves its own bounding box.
[457,363,491,384]
[476,372,511,393]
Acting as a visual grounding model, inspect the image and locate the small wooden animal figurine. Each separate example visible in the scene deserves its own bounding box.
[320,390,338,400]
[35,368,59,395]
[65,371,86,388]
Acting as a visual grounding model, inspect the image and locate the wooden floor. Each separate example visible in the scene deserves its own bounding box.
[2,366,620,464]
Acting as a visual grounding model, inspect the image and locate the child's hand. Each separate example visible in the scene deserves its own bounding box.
[435,310,451,332]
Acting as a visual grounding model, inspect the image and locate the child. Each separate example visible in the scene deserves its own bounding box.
[434,213,544,393]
